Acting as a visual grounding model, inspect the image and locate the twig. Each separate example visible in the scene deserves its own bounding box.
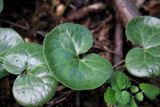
[93,45,120,56]
[67,2,106,20]
[112,0,141,26]
[111,0,141,69]
[113,21,123,66]
[54,97,66,104]
[1,20,29,30]
[112,60,125,69]
[103,46,120,56]
[75,92,80,107]
[56,85,66,92]
[46,90,74,107]
[131,0,145,8]
[35,0,42,14]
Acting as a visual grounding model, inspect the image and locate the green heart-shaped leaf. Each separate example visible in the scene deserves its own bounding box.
[0,28,24,78]
[44,23,113,90]
[0,0,3,13]
[126,16,160,77]
[3,43,58,106]
[139,83,159,100]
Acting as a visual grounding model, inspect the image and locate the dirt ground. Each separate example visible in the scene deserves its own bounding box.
[0,0,160,107]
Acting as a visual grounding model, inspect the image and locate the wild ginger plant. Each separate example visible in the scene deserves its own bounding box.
[0,23,113,106]
[0,15,160,107]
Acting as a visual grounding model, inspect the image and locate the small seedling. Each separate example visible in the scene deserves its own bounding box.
[104,16,160,106]
[104,72,131,106]
[104,72,160,107]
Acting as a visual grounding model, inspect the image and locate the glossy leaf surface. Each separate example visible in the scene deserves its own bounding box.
[126,16,160,77]
[0,28,23,57]
[0,28,23,78]
[4,43,58,106]
[44,23,113,90]
[139,83,159,100]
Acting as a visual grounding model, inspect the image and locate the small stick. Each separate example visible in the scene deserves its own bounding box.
[111,0,141,69]
[112,0,141,26]
[56,85,66,92]
[67,2,106,20]
[131,0,145,8]
[75,92,80,107]
[113,21,123,66]
[1,20,29,30]
[47,90,74,107]
[112,60,125,69]
[54,97,66,104]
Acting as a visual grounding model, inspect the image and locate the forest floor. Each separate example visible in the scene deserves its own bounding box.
[0,0,160,107]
